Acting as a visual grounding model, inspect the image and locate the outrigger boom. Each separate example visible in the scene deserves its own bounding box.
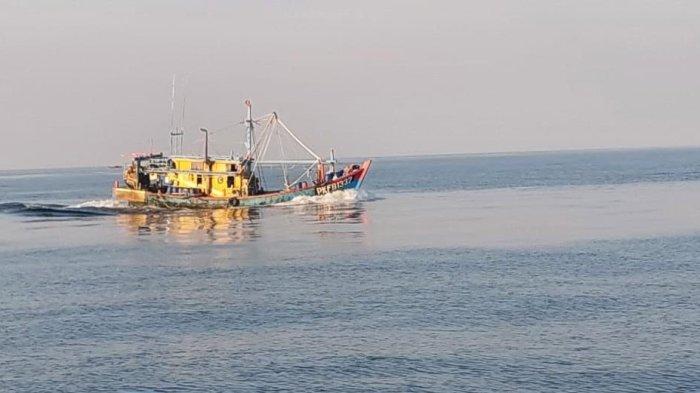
[113,99,371,208]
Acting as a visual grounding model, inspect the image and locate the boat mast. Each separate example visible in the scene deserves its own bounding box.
[330,148,336,173]
[245,99,255,157]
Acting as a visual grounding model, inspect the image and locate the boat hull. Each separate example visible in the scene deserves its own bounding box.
[114,160,371,208]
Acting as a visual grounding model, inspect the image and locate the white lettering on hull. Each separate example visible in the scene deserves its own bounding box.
[315,177,352,195]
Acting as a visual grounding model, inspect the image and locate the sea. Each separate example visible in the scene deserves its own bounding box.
[1,148,698,392]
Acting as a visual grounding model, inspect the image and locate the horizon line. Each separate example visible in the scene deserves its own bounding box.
[2,144,699,172]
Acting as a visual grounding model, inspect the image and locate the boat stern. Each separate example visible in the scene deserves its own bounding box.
[113,186,147,204]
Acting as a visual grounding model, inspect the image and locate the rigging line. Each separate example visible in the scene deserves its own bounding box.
[259,124,275,162]
[254,123,277,191]
[207,134,222,157]
[276,127,289,187]
[252,121,276,173]
[249,115,275,159]
[210,124,236,133]
[213,114,272,134]
[232,120,266,126]
[254,113,274,122]
[211,133,227,157]
[248,118,268,156]
[289,161,318,187]
[233,114,274,126]
[276,118,322,161]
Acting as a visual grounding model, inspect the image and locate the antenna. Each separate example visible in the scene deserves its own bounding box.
[169,74,184,155]
[169,74,176,129]
[175,95,186,155]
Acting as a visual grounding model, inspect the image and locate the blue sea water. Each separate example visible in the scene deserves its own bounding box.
[1,148,699,391]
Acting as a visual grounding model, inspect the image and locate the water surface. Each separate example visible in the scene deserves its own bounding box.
[1,148,699,391]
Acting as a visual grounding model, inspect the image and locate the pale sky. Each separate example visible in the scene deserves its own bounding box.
[1,1,699,169]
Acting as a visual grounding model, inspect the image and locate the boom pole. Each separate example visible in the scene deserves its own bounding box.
[276,118,322,161]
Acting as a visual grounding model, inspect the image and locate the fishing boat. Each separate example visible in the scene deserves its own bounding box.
[113,99,371,208]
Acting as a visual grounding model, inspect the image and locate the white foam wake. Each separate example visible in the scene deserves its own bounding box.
[68,199,125,209]
[275,189,370,206]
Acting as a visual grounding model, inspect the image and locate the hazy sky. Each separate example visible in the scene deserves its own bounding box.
[1,1,700,169]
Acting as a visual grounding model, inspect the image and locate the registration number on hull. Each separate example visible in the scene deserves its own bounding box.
[315,177,352,195]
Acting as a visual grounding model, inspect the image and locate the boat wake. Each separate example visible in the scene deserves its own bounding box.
[68,199,126,209]
[0,201,118,217]
[274,189,373,206]
[0,190,376,219]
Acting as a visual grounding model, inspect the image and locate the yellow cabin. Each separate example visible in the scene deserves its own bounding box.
[121,155,258,199]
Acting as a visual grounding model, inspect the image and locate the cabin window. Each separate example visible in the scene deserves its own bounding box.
[227,176,234,187]
[197,175,202,185]
[230,164,237,172]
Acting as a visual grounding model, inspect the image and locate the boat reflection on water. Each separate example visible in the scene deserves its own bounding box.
[285,203,368,224]
[115,207,261,244]
[276,201,372,248]
[114,199,371,246]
